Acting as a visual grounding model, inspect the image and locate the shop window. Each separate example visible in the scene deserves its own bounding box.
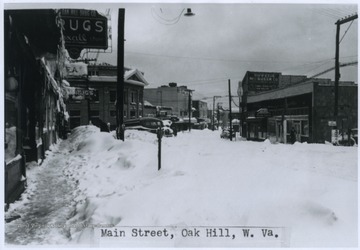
[301,120,309,136]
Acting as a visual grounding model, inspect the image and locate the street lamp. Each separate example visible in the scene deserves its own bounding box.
[183,8,195,17]
[151,7,195,25]
[212,96,221,131]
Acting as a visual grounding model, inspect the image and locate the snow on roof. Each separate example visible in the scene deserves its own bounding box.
[144,100,154,107]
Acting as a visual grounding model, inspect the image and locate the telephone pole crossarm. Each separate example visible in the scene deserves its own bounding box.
[336,14,358,25]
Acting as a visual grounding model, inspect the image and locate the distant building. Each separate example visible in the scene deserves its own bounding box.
[144,83,192,118]
[240,71,358,144]
[193,100,208,120]
[65,64,149,130]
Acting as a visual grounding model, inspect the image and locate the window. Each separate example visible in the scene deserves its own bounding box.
[123,90,128,103]
[301,120,309,136]
[110,91,116,103]
[110,110,116,117]
[90,110,100,117]
[69,110,81,116]
[69,110,81,129]
[91,92,99,102]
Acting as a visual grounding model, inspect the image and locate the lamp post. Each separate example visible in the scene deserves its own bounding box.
[212,95,221,131]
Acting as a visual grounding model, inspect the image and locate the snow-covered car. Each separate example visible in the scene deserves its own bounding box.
[220,129,235,139]
[162,126,173,137]
[162,120,173,137]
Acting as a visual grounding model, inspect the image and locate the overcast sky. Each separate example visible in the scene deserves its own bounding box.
[3,1,358,104]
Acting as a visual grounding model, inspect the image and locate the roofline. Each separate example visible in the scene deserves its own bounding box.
[247,81,314,103]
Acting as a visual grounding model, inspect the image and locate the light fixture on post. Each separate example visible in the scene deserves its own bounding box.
[184,8,195,17]
[151,7,195,25]
[5,68,19,92]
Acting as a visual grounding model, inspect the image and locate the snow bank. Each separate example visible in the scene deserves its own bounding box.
[6,125,356,247]
[59,126,357,247]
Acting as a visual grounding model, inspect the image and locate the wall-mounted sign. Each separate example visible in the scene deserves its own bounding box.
[65,62,88,77]
[60,9,108,59]
[68,87,98,100]
[328,121,337,126]
[246,72,280,93]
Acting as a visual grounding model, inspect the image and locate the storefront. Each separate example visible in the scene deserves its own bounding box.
[4,9,68,205]
[241,71,357,144]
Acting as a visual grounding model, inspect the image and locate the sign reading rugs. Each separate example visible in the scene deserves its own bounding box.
[60,9,108,59]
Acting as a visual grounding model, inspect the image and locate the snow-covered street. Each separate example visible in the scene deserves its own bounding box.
[4,125,358,247]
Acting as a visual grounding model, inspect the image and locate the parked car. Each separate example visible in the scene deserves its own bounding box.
[335,128,358,146]
[220,128,235,139]
[124,117,163,133]
[351,128,358,144]
[124,117,174,136]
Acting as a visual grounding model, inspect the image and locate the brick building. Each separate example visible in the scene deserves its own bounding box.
[240,71,358,144]
[192,100,208,120]
[144,83,192,118]
[65,64,149,130]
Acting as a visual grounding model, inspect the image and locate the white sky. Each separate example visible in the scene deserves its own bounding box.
[3,1,359,101]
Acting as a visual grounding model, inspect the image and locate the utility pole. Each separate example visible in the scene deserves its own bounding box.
[212,95,221,131]
[117,9,125,140]
[186,89,194,132]
[334,13,357,131]
[228,79,233,141]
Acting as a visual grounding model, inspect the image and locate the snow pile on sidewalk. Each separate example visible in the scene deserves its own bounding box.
[56,125,358,247]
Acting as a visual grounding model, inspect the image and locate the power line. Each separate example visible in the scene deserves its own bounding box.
[125,51,325,64]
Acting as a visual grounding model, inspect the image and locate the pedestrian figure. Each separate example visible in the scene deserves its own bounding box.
[290,127,296,144]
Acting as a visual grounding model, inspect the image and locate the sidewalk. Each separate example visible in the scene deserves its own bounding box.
[5,140,79,245]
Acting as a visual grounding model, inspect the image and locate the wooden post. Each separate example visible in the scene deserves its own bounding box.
[117,9,125,140]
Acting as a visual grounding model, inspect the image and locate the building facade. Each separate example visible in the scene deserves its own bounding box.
[240,71,358,144]
[192,100,208,120]
[144,83,192,118]
[4,9,68,205]
[65,64,149,130]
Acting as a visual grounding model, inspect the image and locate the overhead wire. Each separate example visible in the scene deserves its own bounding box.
[150,7,185,25]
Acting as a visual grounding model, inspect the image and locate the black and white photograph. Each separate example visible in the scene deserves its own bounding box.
[2,0,358,248]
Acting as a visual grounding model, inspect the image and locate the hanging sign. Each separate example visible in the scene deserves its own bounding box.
[60,9,108,58]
